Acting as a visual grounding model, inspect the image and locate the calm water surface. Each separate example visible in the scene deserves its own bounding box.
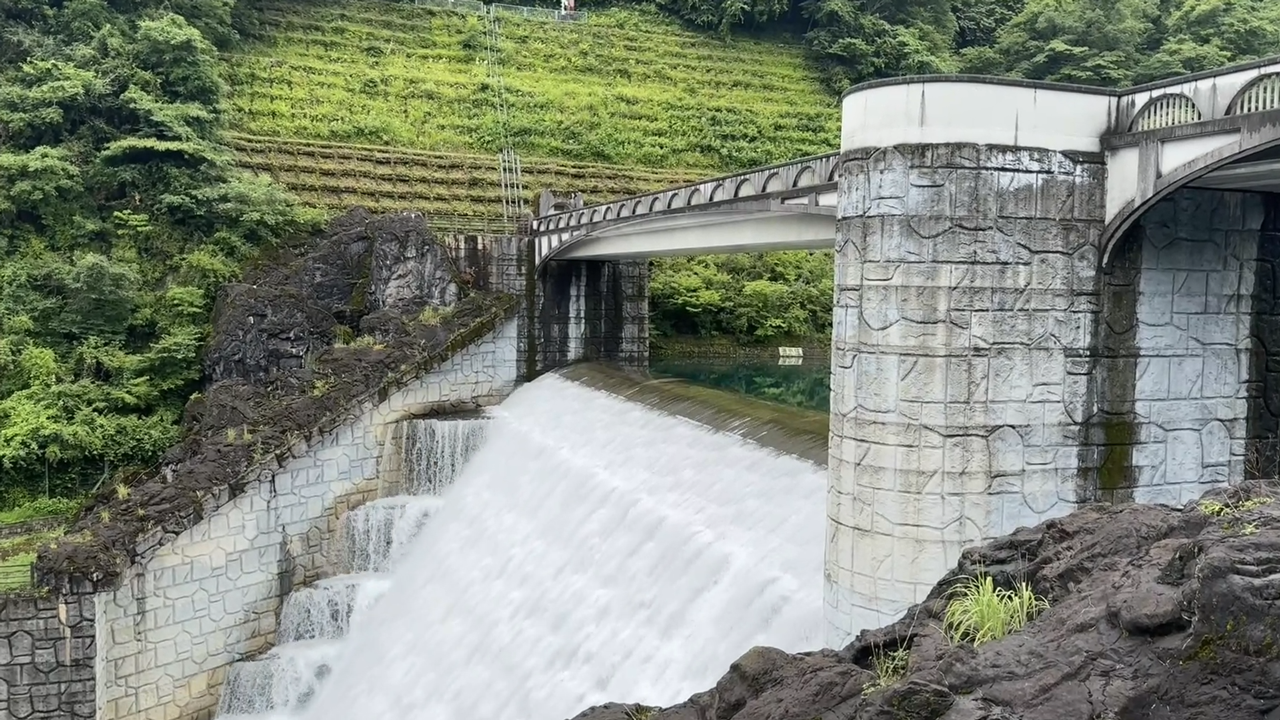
[649,357,830,412]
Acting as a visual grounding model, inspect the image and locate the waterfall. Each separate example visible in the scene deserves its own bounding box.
[299,375,825,720]
[215,415,492,718]
[394,417,490,496]
[339,497,443,574]
[276,574,394,644]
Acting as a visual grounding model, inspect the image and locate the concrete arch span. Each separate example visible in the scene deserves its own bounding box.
[546,202,835,262]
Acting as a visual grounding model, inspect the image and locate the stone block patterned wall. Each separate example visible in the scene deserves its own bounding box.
[0,593,95,720]
[94,319,519,720]
[825,144,1106,647]
[1096,189,1266,506]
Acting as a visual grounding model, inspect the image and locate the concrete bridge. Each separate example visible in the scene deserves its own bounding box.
[528,56,1280,647]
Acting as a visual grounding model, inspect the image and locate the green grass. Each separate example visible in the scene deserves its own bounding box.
[862,645,910,694]
[0,553,36,591]
[0,497,82,526]
[0,498,80,592]
[942,573,1049,647]
[221,0,840,184]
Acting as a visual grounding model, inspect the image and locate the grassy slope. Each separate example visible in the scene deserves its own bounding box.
[221,0,840,216]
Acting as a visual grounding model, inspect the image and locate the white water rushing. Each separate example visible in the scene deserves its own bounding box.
[304,374,826,720]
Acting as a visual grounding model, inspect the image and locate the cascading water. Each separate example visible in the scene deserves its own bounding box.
[301,374,826,720]
[215,416,492,719]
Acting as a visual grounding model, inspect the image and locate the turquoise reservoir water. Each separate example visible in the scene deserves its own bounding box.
[648,358,830,412]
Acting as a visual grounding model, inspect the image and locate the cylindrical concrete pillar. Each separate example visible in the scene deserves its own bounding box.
[825,78,1113,647]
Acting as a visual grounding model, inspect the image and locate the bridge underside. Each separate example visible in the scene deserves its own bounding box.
[1188,145,1280,193]
[553,205,836,260]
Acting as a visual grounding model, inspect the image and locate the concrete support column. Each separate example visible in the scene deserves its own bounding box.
[534,259,648,373]
[824,144,1106,646]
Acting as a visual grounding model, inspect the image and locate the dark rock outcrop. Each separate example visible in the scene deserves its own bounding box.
[35,208,516,590]
[572,480,1280,720]
[366,211,461,312]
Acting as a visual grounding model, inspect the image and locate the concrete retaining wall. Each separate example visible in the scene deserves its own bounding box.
[93,319,518,720]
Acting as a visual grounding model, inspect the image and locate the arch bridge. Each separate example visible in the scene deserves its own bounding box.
[524,56,1280,650]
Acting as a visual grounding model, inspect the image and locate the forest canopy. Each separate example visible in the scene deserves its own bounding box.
[0,0,318,504]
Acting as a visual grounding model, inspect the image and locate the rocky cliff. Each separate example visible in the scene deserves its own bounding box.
[35,209,516,590]
[573,480,1280,720]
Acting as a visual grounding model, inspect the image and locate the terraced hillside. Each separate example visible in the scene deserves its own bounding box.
[221,0,840,216]
[228,134,709,218]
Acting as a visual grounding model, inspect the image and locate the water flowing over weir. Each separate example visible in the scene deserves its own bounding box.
[216,417,491,719]
[301,374,826,720]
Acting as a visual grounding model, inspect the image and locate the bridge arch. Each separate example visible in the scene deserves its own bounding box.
[687,188,704,205]
[793,166,816,187]
[735,178,756,197]
[648,197,662,212]
[709,183,724,202]
[1230,73,1280,115]
[667,193,683,209]
[762,173,782,192]
[1129,93,1203,131]
[1100,128,1280,265]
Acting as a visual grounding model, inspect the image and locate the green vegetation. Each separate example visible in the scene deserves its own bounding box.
[650,251,834,342]
[3,0,1279,512]
[0,0,317,506]
[1199,494,1272,535]
[862,646,910,694]
[0,498,80,590]
[222,1,840,170]
[942,573,1050,647]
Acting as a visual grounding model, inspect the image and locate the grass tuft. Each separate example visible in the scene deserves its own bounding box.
[942,572,1049,647]
[861,645,910,695]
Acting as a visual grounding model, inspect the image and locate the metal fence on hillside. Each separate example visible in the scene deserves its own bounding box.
[426,214,523,235]
[405,0,587,21]
[411,0,488,14]
[0,558,33,591]
[491,3,587,21]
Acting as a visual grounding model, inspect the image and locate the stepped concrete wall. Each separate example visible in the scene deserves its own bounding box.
[0,594,95,720]
[92,319,518,720]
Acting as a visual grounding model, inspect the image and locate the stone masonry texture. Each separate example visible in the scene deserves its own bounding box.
[826,144,1107,647]
[0,593,95,720]
[825,141,1278,649]
[94,320,518,720]
[1095,189,1267,508]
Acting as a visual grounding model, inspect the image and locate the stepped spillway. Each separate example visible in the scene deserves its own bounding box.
[216,416,491,718]
[300,374,826,720]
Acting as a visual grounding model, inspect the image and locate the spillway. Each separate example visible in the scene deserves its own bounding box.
[216,416,491,718]
[299,373,826,720]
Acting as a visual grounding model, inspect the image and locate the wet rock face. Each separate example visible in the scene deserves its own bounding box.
[205,209,461,384]
[571,480,1280,720]
[205,284,333,384]
[367,212,460,313]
